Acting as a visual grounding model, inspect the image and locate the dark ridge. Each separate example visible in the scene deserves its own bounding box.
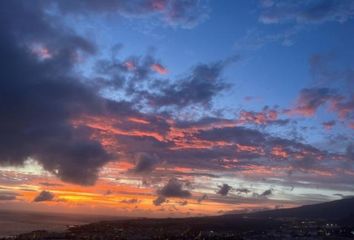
[244,197,354,221]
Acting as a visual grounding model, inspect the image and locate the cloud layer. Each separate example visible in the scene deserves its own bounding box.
[0,0,353,217]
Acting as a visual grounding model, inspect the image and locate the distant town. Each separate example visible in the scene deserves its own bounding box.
[3,197,354,240]
[3,217,354,240]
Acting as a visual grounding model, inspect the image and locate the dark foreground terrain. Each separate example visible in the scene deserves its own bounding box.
[2,198,354,240]
[0,210,123,238]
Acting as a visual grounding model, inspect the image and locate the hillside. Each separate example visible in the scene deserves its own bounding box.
[246,197,354,221]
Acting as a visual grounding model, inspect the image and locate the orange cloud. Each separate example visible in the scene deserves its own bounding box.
[271,146,289,158]
[124,61,135,70]
[151,63,168,74]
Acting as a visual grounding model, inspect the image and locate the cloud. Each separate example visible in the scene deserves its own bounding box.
[30,43,53,60]
[151,63,168,75]
[143,57,238,109]
[217,183,232,196]
[93,48,238,113]
[0,0,227,187]
[197,126,266,146]
[261,189,272,197]
[39,182,64,187]
[104,190,113,195]
[238,106,289,126]
[259,0,354,24]
[346,144,354,162]
[235,188,251,194]
[51,0,209,29]
[178,200,188,206]
[130,153,160,174]
[192,123,339,170]
[0,1,118,185]
[307,53,354,122]
[322,120,336,130]
[309,53,354,92]
[287,88,340,117]
[94,51,166,90]
[33,191,55,202]
[197,194,208,203]
[153,196,166,206]
[75,106,351,189]
[120,198,140,204]
[163,0,210,28]
[238,1,354,50]
[331,96,354,120]
[0,191,19,201]
[287,54,354,128]
[158,178,191,198]
[1,1,352,199]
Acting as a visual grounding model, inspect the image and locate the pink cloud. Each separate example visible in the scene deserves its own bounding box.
[151,63,168,75]
[238,107,279,125]
[151,0,167,11]
[287,88,341,117]
[30,43,52,60]
[124,61,135,71]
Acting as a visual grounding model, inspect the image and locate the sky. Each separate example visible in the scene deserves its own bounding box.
[0,0,353,218]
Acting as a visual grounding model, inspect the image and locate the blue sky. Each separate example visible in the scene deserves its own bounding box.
[65,0,354,126]
[0,0,353,216]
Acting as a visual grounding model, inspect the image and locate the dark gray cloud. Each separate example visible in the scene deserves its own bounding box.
[197,126,266,146]
[33,191,55,202]
[235,188,251,194]
[94,51,166,92]
[153,196,166,206]
[259,0,354,24]
[144,57,238,109]
[322,120,336,130]
[130,153,159,174]
[158,178,191,198]
[261,189,272,197]
[217,183,232,196]
[0,1,120,185]
[94,52,238,111]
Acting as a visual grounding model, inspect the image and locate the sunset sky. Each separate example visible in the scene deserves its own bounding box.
[0,0,353,218]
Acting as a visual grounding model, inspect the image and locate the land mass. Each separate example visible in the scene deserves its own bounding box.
[3,198,354,240]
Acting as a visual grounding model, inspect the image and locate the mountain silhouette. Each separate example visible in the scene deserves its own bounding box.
[245,197,354,221]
